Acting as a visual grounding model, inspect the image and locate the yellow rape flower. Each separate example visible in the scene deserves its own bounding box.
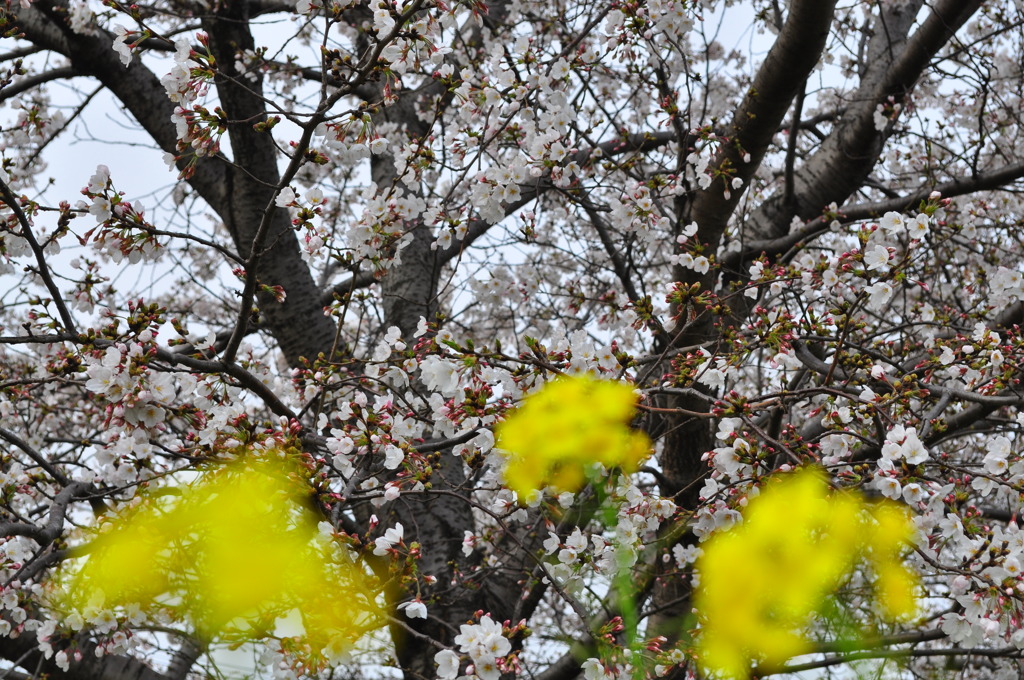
[54,456,382,652]
[694,467,919,678]
[868,501,920,620]
[496,375,651,502]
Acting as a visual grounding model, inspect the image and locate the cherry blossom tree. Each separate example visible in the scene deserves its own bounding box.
[2,0,1024,678]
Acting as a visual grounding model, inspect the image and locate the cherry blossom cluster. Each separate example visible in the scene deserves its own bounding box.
[78,165,163,264]
[434,616,513,680]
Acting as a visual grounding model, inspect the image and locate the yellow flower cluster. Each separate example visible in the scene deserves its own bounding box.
[55,456,382,649]
[496,375,651,502]
[694,468,919,678]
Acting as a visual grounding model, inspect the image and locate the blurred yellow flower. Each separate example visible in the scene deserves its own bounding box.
[55,456,382,651]
[496,375,651,502]
[694,468,919,678]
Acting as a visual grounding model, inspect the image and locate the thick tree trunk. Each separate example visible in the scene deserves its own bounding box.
[649,0,839,645]
[201,3,338,367]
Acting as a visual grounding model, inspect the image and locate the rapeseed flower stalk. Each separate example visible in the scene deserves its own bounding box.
[694,467,919,679]
[54,455,382,652]
[496,375,651,502]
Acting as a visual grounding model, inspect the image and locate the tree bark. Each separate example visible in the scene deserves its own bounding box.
[651,0,840,644]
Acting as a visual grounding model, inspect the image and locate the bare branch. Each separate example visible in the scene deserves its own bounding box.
[0,66,82,103]
[0,482,91,545]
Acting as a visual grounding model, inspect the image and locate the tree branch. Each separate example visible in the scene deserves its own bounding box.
[742,0,982,251]
[683,0,838,292]
[0,482,90,544]
[0,66,81,103]
[723,158,1024,272]
[0,178,78,335]
[435,131,678,265]
[10,3,230,216]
